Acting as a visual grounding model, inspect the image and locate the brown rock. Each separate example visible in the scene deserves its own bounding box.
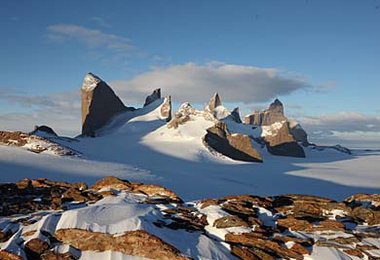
[167,103,195,129]
[0,131,29,147]
[231,245,274,260]
[264,123,305,158]
[91,176,132,191]
[0,250,22,260]
[314,219,345,232]
[351,207,380,225]
[55,229,189,260]
[24,238,50,259]
[277,217,313,232]
[213,215,249,228]
[131,183,183,203]
[290,243,310,255]
[225,233,303,260]
[41,251,77,260]
[204,122,263,162]
[205,93,222,113]
[244,99,286,126]
[345,193,380,209]
[343,249,364,258]
[81,73,129,136]
[0,230,14,242]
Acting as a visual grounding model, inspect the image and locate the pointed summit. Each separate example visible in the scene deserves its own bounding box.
[268,98,284,114]
[144,88,161,107]
[206,92,222,112]
[81,73,127,136]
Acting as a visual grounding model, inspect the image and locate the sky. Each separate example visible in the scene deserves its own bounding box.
[0,0,379,147]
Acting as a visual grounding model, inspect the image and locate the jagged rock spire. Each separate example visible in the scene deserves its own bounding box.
[205,92,222,112]
[81,73,127,137]
[231,107,242,123]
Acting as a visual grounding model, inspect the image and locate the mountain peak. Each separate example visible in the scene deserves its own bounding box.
[82,73,103,91]
[205,92,222,112]
[268,98,284,114]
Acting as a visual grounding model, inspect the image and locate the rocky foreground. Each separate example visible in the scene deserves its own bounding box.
[0,177,379,260]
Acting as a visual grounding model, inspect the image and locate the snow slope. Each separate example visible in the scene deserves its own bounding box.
[1,100,380,202]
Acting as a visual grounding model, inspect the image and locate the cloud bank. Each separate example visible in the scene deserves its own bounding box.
[300,112,380,147]
[47,24,132,51]
[111,62,311,104]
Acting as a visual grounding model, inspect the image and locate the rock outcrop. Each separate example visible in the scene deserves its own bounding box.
[144,88,161,107]
[30,125,57,137]
[160,96,172,122]
[55,229,189,260]
[81,73,130,137]
[263,122,306,158]
[1,177,380,260]
[167,102,197,129]
[205,92,222,113]
[0,131,79,156]
[204,122,263,162]
[288,121,309,146]
[244,99,287,126]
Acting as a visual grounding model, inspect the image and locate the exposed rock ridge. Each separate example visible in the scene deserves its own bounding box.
[204,122,263,162]
[0,131,79,156]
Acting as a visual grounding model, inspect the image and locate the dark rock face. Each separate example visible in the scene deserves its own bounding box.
[144,88,161,107]
[244,99,286,126]
[81,73,128,137]
[289,123,309,146]
[204,122,263,162]
[30,125,57,136]
[231,107,242,123]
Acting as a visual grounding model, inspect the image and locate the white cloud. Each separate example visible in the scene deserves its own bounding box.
[47,24,132,51]
[299,112,380,148]
[0,90,81,136]
[111,62,311,104]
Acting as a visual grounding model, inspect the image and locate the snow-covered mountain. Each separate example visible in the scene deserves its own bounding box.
[1,73,380,260]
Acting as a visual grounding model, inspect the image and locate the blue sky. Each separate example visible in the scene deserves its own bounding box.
[1,0,379,147]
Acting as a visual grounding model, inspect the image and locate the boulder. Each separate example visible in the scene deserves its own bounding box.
[25,238,50,259]
[144,88,161,107]
[213,215,250,228]
[81,73,130,137]
[55,229,190,260]
[204,122,263,162]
